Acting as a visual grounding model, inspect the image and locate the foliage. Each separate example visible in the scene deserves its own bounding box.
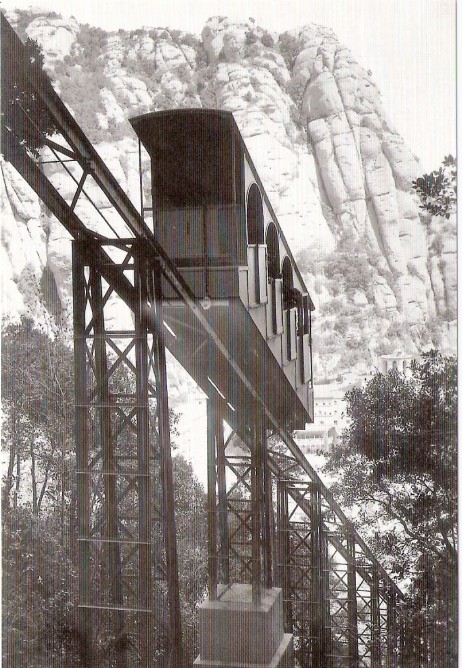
[322,234,375,300]
[343,350,456,484]
[285,74,307,107]
[2,317,207,666]
[245,31,258,46]
[6,15,109,146]
[326,351,457,665]
[3,36,58,157]
[52,25,112,143]
[3,507,79,666]
[412,155,456,219]
[261,32,275,48]
[278,32,300,71]
[75,24,107,67]
[2,317,74,514]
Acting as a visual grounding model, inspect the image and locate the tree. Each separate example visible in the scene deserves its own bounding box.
[2,317,74,517]
[2,317,207,666]
[326,351,457,665]
[2,30,57,158]
[2,317,79,666]
[412,155,457,219]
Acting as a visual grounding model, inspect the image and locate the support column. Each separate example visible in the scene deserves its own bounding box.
[262,426,273,589]
[346,529,359,668]
[134,251,151,667]
[387,587,398,668]
[371,564,381,668]
[72,241,183,667]
[399,615,406,668]
[195,408,293,667]
[151,261,183,667]
[251,404,263,604]
[216,412,230,586]
[90,265,127,668]
[206,397,219,600]
[311,483,332,668]
[276,480,292,629]
[72,242,93,666]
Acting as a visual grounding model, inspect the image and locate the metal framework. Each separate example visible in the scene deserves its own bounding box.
[205,424,406,667]
[72,240,182,665]
[2,14,410,667]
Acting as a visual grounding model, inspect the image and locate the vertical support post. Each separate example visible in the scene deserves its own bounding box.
[73,242,93,665]
[216,411,230,586]
[371,564,381,668]
[90,265,127,668]
[276,480,292,629]
[347,529,359,668]
[311,483,331,668]
[262,425,273,589]
[152,264,183,667]
[321,520,332,667]
[399,615,406,668]
[387,587,398,668]
[251,403,263,604]
[134,249,151,666]
[138,138,144,218]
[206,397,218,600]
[311,482,321,667]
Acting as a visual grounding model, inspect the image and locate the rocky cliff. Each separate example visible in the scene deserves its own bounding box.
[1,10,456,378]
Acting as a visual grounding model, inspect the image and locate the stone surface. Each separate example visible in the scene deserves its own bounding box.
[1,11,456,380]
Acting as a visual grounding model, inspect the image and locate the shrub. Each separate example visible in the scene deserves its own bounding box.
[412,155,456,219]
[279,33,300,71]
[245,31,258,46]
[261,32,275,48]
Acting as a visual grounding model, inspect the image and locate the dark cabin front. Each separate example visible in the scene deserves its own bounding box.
[131,109,246,283]
[130,109,314,429]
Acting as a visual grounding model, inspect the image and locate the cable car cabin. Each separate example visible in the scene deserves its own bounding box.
[130,109,314,430]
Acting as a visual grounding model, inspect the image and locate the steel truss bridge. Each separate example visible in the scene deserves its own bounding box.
[2,14,409,667]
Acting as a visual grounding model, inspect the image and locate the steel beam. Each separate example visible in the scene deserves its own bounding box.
[276,480,291,628]
[134,251,152,666]
[216,412,230,585]
[371,564,382,668]
[347,529,360,668]
[206,397,219,600]
[150,260,183,667]
[72,243,93,665]
[90,265,127,668]
[251,403,263,604]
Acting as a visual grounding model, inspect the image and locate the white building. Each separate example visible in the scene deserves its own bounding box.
[293,380,352,455]
[293,425,338,455]
[377,352,415,375]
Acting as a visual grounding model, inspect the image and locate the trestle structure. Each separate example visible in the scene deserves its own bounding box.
[3,13,408,667]
[208,424,406,667]
[72,240,182,665]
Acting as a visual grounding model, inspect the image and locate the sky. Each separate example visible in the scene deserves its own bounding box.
[1,0,456,173]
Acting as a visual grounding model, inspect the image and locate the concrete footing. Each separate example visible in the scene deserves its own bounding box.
[194,584,294,667]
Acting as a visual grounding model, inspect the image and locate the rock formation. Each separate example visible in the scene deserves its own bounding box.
[1,10,456,379]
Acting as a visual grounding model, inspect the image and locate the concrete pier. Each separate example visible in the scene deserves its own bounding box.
[194,584,294,667]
